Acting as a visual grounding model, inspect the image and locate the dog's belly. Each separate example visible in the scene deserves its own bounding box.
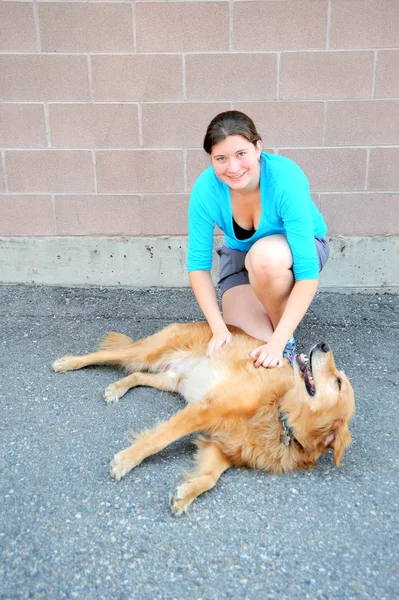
[165,357,228,404]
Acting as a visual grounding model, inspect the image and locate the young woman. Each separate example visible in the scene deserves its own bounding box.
[187,111,329,368]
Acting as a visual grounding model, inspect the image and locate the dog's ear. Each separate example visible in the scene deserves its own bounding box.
[326,420,352,467]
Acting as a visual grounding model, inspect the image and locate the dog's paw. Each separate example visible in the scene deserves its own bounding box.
[104,383,121,404]
[52,356,75,372]
[169,485,193,516]
[110,449,138,481]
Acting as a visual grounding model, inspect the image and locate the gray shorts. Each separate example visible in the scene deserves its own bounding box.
[216,236,330,295]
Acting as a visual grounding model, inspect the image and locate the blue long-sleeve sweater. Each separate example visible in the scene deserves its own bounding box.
[187,152,327,280]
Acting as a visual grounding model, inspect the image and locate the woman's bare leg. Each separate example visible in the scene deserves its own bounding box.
[245,234,294,334]
[222,284,274,342]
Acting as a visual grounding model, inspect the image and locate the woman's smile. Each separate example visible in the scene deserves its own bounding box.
[228,169,247,181]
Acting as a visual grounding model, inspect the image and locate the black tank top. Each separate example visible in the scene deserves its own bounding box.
[232,218,256,240]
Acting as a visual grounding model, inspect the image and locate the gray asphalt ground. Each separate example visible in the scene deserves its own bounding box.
[0,285,398,600]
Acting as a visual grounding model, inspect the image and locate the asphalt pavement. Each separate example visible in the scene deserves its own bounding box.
[0,285,398,600]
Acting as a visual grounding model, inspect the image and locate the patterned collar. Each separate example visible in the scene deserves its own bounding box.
[279,411,297,446]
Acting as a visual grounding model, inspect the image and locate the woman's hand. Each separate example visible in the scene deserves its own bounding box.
[206,329,233,357]
[189,271,233,358]
[250,340,284,368]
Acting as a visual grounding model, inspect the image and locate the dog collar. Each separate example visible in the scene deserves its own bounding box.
[279,411,296,446]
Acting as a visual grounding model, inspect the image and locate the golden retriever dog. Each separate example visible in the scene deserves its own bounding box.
[52,322,355,515]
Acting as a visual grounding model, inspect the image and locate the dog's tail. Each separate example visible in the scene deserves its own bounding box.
[98,331,134,351]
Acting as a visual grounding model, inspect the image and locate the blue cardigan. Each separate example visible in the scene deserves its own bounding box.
[187,152,327,280]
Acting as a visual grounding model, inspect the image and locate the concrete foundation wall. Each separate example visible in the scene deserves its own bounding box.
[1,235,398,291]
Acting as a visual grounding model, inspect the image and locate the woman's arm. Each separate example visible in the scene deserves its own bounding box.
[189,270,232,355]
[272,278,318,348]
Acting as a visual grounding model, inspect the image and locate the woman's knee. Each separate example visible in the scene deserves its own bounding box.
[245,236,292,282]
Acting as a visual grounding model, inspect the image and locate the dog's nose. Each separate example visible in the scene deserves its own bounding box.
[320,343,330,353]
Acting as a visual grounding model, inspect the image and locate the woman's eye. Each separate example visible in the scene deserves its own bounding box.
[337,377,342,390]
[237,152,246,157]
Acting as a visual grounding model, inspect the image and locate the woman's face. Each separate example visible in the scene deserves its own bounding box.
[210,135,262,191]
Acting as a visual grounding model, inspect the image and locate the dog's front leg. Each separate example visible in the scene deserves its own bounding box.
[170,439,231,516]
[110,403,214,481]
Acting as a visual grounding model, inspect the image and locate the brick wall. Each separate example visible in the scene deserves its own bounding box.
[1,0,398,241]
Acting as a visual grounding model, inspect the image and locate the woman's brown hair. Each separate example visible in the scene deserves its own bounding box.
[203,110,262,154]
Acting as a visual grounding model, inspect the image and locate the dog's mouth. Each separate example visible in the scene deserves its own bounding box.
[296,353,316,397]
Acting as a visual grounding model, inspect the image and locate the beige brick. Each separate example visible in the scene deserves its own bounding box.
[375,51,399,98]
[0,55,89,101]
[186,54,277,101]
[281,148,367,192]
[0,2,37,51]
[320,193,399,235]
[49,104,139,149]
[0,164,4,192]
[368,149,399,191]
[92,55,183,102]
[142,103,229,148]
[96,150,184,193]
[140,195,189,235]
[0,104,47,148]
[280,52,373,100]
[330,0,399,49]
[325,101,399,146]
[55,193,190,236]
[55,195,141,235]
[235,102,324,147]
[39,3,133,52]
[187,149,211,191]
[0,195,55,235]
[6,151,95,193]
[136,2,229,52]
[233,0,327,51]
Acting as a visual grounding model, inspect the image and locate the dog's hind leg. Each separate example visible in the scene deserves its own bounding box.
[52,348,134,373]
[104,371,180,404]
[53,323,211,375]
[169,439,231,516]
[51,333,173,373]
[52,331,136,372]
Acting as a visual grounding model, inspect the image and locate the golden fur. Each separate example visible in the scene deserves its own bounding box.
[52,322,355,515]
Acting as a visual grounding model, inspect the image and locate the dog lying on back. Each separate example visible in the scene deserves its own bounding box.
[52,322,355,515]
